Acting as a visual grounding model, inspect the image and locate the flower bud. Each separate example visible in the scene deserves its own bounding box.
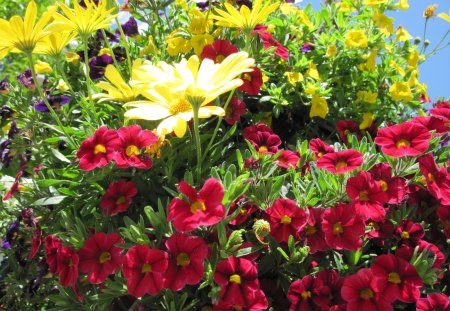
[253,219,270,237]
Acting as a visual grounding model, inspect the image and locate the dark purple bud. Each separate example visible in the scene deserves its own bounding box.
[7,120,19,139]
[0,140,13,168]
[97,29,119,43]
[89,54,113,80]
[300,43,314,53]
[0,76,10,94]
[1,106,15,120]
[2,221,20,249]
[119,17,139,37]
[35,95,71,112]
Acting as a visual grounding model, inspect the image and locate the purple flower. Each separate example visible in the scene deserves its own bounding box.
[237,0,252,9]
[0,76,10,94]
[97,29,119,43]
[117,17,139,37]
[196,1,220,11]
[89,54,114,80]
[78,0,99,8]
[0,140,13,168]
[22,208,38,228]
[300,43,314,53]
[8,120,19,139]
[1,221,20,249]
[1,106,15,120]
[35,95,71,112]
[17,69,35,91]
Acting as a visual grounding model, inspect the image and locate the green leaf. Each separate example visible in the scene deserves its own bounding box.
[32,196,67,206]
[51,148,71,163]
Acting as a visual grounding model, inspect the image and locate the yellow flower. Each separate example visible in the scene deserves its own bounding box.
[35,32,77,57]
[326,44,337,58]
[188,8,212,35]
[363,0,388,6]
[389,61,406,77]
[126,52,255,137]
[360,112,374,130]
[407,50,422,69]
[359,48,377,71]
[337,1,356,13]
[395,26,412,42]
[408,70,419,87]
[356,90,378,104]
[175,0,188,10]
[424,5,438,19]
[389,82,413,101]
[345,30,368,48]
[56,79,69,91]
[34,60,53,74]
[98,48,112,56]
[305,83,317,95]
[306,63,320,80]
[294,9,314,29]
[394,0,409,11]
[65,52,80,65]
[284,72,304,86]
[0,1,57,58]
[373,12,393,36]
[93,65,140,102]
[166,34,191,57]
[51,0,116,39]
[210,0,279,32]
[438,11,450,22]
[310,94,328,119]
[190,33,214,56]
[140,36,157,56]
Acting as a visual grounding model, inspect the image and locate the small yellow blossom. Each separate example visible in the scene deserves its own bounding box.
[2,123,11,134]
[438,11,450,23]
[395,26,412,42]
[94,64,140,102]
[98,48,111,56]
[310,94,328,119]
[345,30,368,48]
[175,0,188,10]
[363,0,388,6]
[190,33,214,56]
[56,79,69,91]
[389,61,406,77]
[34,60,53,74]
[166,34,191,57]
[284,72,304,86]
[357,90,378,104]
[326,44,337,58]
[424,5,438,19]
[390,82,413,101]
[262,74,270,84]
[188,8,212,35]
[418,109,427,117]
[408,70,419,87]
[394,0,409,11]
[407,50,419,69]
[140,36,157,56]
[65,52,80,65]
[306,63,320,80]
[373,12,393,36]
[294,9,314,28]
[337,1,356,13]
[360,112,374,130]
[305,83,317,95]
[145,130,169,158]
[359,48,377,71]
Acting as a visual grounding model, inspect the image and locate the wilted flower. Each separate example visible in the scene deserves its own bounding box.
[17,69,35,91]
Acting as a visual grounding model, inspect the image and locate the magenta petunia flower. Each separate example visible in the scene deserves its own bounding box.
[44,235,61,274]
[99,180,138,216]
[201,39,239,63]
[252,24,289,60]
[275,150,300,169]
[237,67,263,96]
[336,120,362,144]
[416,293,450,311]
[309,138,335,159]
[368,163,406,204]
[298,207,329,254]
[56,246,79,288]
[224,96,246,125]
[418,153,450,206]
[288,275,331,310]
[317,149,363,174]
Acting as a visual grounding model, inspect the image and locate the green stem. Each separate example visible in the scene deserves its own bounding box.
[82,37,93,104]
[115,17,133,78]
[201,90,235,163]
[26,53,77,149]
[192,104,202,184]
[420,19,428,54]
[55,55,76,99]
[100,29,120,69]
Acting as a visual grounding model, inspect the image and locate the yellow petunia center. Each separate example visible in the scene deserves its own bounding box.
[301,291,311,300]
[317,152,324,158]
[239,208,247,215]
[304,224,317,235]
[176,252,191,266]
[396,138,411,148]
[427,172,435,182]
[94,144,106,154]
[359,191,369,201]
[280,215,292,224]
[229,274,241,284]
[360,288,374,300]
[335,161,348,170]
[388,272,401,284]
[242,73,252,81]
[116,196,126,205]
[378,180,388,192]
[126,145,140,157]
[367,221,380,231]
[190,200,206,213]
[258,146,268,152]
[400,231,410,239]
[333,222,343,235]
[170,98,192,115]
[141,263,152,273]
[99,251,112,264]
[215,54,225,63]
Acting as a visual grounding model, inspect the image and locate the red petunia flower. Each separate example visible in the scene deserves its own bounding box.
[374,121,431,157]
[122,245,169,297]
[252,24,289,60]
[237,67,263,96]
[395,219,424,246]
[214,256,262,308]
[275,150,300,169]
[309,138,334,159]
[322,203,365,250]
[77,126,120,171]
[336,120,362,144]
[243,123,281,154]
[114,125,158,169]
[371,254,423,303]
[411,116,449,135]
[298,207,328,254]
[99,180,138,216]
[436,205,450,239]
[224,96,246,125]
[317,149,364,174]
[368,163,406,204]
[29,226,42,260]
[167,178,225,232]
[264,198,308,243]
[44,235,61,274]
[78,232,124,284]
[214,287,268,311]
[163,232,208,291]
[365,219,395,243]
[418,153,450,205]
[56,246,79,288]
[346,171,388,221]
[201,39,239,63]
[227,195,258,226]
[416,293,450,311]
[287,275,331,310]
[341,268,393,311]
[243,123,273,137]
[315,270,345,307]
[430,101,450,122]
[2,170,23,201]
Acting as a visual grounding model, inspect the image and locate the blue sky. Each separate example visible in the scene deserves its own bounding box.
[300,0,450,100]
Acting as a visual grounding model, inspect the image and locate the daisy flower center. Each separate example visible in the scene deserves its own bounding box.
[94,144,107,154]
[229,274,241,284]
[335,161,348,170]
[333,222,343,235]
[141,263,152,273]
[280,215,292,224]
[388,272,401,284]
[360,288,374,300]
[395,138,411,148]
[99,251,112,264]
[170,98,192,115]
[190,200,206,213]
[176,252,191,266]
[126,145,141,157]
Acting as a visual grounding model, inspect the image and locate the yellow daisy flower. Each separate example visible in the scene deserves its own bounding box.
[35,32,77,57]
[93,65,140,103]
